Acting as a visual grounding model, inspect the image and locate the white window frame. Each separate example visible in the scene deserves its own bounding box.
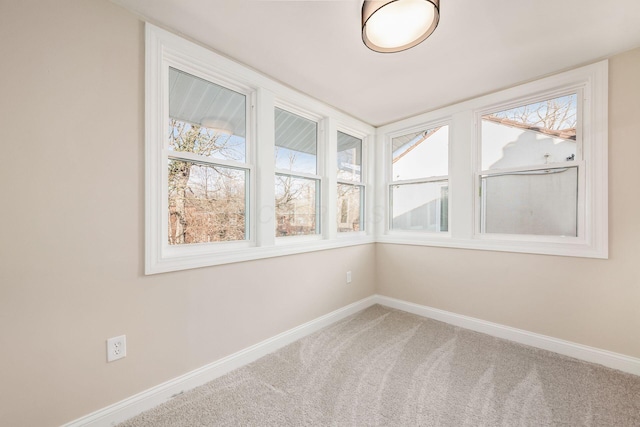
[475,87,585,240]
[386,120,452,236]
[336,126,368,237]
[163,67,256,248]
[274,102,324,242]
[376,61,608,258]
[145,24,375,274]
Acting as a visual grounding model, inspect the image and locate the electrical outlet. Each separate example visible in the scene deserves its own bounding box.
[346,271,352,284]
[107,335,127,362]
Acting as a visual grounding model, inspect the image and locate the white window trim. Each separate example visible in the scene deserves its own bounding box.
[376,61,608,259]
[163,71,256,250]
[336,125,369,238]
[146,24,375,274]
[147,25,606,274]
[274,101,324,239]
[473,86,586,242]
[384,118,453,237]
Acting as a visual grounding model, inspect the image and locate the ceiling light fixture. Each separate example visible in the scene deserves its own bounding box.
[362,0,440,53]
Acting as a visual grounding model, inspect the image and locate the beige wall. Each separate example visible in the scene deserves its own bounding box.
[377,48,640,359]
[0,1,376,426]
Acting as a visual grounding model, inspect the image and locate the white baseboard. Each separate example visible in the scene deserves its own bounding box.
[64,294,640,426]
[63,295,378,427]
[374,295,640,376]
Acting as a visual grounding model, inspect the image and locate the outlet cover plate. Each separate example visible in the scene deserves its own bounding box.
[107,335,127,362]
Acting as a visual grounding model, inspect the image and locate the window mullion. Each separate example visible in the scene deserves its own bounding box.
[255,88,276,247]
[449,110,473,239]
[325,118,338,239]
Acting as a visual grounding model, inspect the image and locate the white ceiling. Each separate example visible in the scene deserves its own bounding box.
[113,0,640,126]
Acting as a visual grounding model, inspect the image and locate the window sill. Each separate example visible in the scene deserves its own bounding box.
[376,234,608,259]
[146,236,375,274]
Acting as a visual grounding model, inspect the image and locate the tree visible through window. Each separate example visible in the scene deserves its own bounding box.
[167,68,249,245]
[480,93,579,236]
[337,131,364,232]
[274,108,320,237]
[146,26,375,274]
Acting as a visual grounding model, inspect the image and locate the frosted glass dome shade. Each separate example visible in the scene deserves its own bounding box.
[362,0,440,53]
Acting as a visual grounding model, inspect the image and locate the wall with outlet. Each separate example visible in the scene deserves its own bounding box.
[0,1,376,425]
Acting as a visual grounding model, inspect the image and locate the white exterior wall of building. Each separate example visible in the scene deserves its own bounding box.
[481,121,578,236]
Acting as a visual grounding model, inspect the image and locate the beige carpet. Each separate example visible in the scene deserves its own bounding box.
[120,305,640,426]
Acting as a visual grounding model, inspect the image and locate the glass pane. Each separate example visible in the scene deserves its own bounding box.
[275,174,318,237]
[275,108,317,174]
[481,94,578,171]
[168,160,247,244]
[481,166,578,236]
[391,181,448,232]
[337,184,363,232]
[392,126,448,181]
[168,68,246,163]
[337,131,362,182]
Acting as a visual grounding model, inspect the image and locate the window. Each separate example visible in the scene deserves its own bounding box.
[479,94,580,237]
[274,108,321,237]
[167,68,250,245]
[377,61,607,258]
[146,25,374,273]
[389,125,449,232]
[337,131,364,233]
[147,25,604,272]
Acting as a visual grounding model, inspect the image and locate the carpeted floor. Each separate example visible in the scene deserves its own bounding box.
[120,305,640,426]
